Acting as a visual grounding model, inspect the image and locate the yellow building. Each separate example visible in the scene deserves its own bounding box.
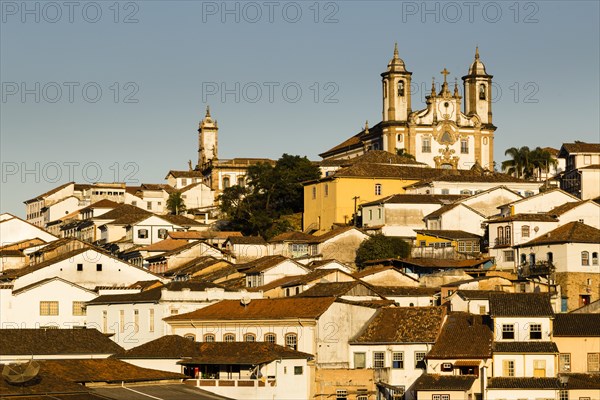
[303,163,442,234]
[415,230,481,254]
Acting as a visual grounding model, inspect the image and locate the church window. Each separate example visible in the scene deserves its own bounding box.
[223,177,230,188]
[397,134,403,142]
[479,84,486,100]
[383,81,387,98]
[461,138,469,154]
[398,80,405,97]
[375,184,382,196]
[422,137,431,153]
[237,176,245,186]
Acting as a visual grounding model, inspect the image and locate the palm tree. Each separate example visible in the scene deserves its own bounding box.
[529,147,558,181]
[166,192,187,215]
[502,146,531,179]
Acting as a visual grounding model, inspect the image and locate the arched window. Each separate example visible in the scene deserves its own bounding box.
[529,253,536,266]
[244,333,256,342]
[460,189,472,195]
[593,252,599,266]
[383,81,387,98]
[505,226,512,242]
[184,334,196,341]
[497,227,504,243]
[237,176,245,186]
[582,251,590,266]
[223,333,236,342]
[285,333,298,350]
[222,176,230,189]
[203,334,215,342]
[398,80,405,97]
[264,333,276,344]
[522,225,530,238]
[479,83,486,100]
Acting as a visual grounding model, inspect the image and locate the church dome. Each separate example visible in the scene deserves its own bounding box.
[468,47,488,75]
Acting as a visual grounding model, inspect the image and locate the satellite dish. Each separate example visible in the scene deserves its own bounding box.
[240,297,252,306]
[2,360,40,384]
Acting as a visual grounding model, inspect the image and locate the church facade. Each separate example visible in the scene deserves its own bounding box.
[320,45,496,171]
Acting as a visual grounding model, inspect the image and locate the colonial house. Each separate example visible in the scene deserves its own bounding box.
[457,186,523,217]
[489,293,557,380]
[419,312,493,400]
[349,307,447,400]
[269,231,319,259]
[514,222,600,311]
[414,230,482,257]
[353,265,421,287]
[311,227,370,267]
[144,240,225,273]
[248,268,357,298]
[372,286,438,307]
[360,194,465,238]
[85,280,263,349]
[0,213,58,245]
[118,335,313,400]
[497,188,580,217]
[164,296,382,399]
[553,313,600,374]
[237,255,310,288]
[423,203,486,236]
[557,142,600,200]
[224,236,268,263]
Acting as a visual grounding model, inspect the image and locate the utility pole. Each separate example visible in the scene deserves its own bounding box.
[352,196,360,227]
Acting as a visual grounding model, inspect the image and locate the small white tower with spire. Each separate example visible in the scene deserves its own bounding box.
[462,47,493,124]
[381,43,413,122]
[198,105,218,167]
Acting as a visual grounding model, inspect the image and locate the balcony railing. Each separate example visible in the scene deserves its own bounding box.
[191,378,276,388]
[519,261,554,278]
[494,237,512,247]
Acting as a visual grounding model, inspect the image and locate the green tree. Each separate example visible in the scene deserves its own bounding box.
[529,147,558,180]
[355,234,411,268]
[166,191,187,215]
[218,154,320,238]
[396,148,416,160]
[501,146,532,179]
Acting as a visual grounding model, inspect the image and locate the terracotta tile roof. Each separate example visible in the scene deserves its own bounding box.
[165,170,205,179]
[493,341,558,353]
[553,313,600,336]
[319,123,383,157]
[403,170,532,188]
[12,277,96,295]
[487,377,559,389]
[489,213,558,223]
[333,164,444,180]
[42,358,184,383]
[426,313,493,359]
[139,238,190,252]
[237,255,294,274]
[374,286,439,296]
[456,290,494,300]
[24,182,74,203]
[163,256,229,277]
[395,258,491,269]
[412,374,477,391]
[226,236,267,245]
[164,297,336,321]
[246,274,305,292]
[489,292,554,317]
[88,280,225,305]
[93,204,151,221]
[269,231,316,242]
[320,150,427,167]
[281,268,355,287]
[548,200,589,216]
[560,373,600,389]
[160,214,204,226]
[145,241,222,263]
[122,336,313,364]
[297,281,377,298]
[79,199,120,213]
[351,307,445,344]
[353,265,416,279]
[361,194,466,207]
[0,329,123,355]
[580,163,600,169]
[1,248,87,279]
[310,226,362,243]
[517,221,600,246]
[559,142,600,155]
[424,203,486,219]
[415,230,482,240]
[167,231,242,240]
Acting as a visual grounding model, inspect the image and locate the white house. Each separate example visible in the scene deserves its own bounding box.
[85,280,263,349]
[238,255,310,288]
[497,188,580,217]
[423,202,487,236]
[349,307,447,400]
[0,213,58,246]
[558,142,600,200]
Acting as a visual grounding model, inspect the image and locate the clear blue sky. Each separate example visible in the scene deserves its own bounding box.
[1,0,599,216]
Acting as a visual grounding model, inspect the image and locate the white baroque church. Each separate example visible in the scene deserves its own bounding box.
[320,45,496,170]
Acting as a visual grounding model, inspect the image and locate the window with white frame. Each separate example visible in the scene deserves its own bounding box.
[373,351,385,368]
[432,395,450,400]
[559,353,571,372]
[40,301,59,316]
[72,301,86,316]
[502,360,515,377]
[502,324,515,340]
[582,251,590,266]
[157,229,168,239]
[588,353,600,372]
[244,333,256,342]
[264,333,276,343]
[392,352,404,369]
[375,183,382,196]
[522,225,530,237]
[415,351,426,368]
[204,334,215,342]
[354,352,366,369]
[504,250,515,262]
[460,138,469,154]
[529,323,542,340]
[422,136,431,153]
[223,333,235,342]
[559,389,569,400]
[138,229,148,239]
[593,252,599,265]
[285,333,298,350]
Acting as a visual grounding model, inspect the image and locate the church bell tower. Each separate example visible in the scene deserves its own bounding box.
[198,106,218,167]
[381,43,412,122]
[462,47,493,124]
